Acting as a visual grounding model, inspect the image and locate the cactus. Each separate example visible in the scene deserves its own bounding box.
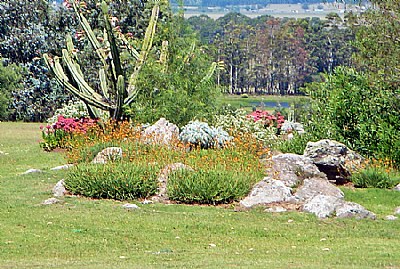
[43,1,160,120]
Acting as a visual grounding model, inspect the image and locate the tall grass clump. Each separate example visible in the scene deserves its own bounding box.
[351,158,400,189]
[167,168,257,204]
[65,162,159,200]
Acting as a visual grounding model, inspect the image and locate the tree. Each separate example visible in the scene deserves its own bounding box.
[129,12,221,126]
[0,61,23,120]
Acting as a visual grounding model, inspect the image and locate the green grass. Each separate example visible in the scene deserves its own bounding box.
[1,122,400,268]
[216,94,307,112]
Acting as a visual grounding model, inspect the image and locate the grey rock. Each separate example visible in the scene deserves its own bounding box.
[154,163,193,201]
[295,178,344,202]
[22,168,42,175]
[385,215,398,221]
[304,139,364,184]
[143,118,179,145]
[265,206,287,213]
[53,179,66,197]
[42,198,61,205]
[122,203,140,210]
[270,153,325,188]
[240,178,294,208]
[335,202,376,220]
[50,164,74,171]
[92,147,122,164]
[393,184,400,191]
[394,207,400,215]
[302,194,342,219]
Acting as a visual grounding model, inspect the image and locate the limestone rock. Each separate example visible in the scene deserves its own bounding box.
[92,147,122,164]
[153,163,193,202]
[53,179,66,197]
[394,207,400,215]
[295,178,344,202]
[335,202,376,220]
[42,198,61,205]
[270,153,325,188]
[122,203,140,210]
[22,168,42,175]
[265,206,287,213]
[302,195,343,219]
[240,178,293,208]
[50,164,74,171]
[385,215,398,221]
[143,118,179,145]
[304,139,364,184]
[393,184,400,191]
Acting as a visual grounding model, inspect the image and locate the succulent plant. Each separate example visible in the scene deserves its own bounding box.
[179,120,232,149]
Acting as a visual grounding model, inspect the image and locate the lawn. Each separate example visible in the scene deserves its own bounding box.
[216,94,308,112]
[0,122,399,268]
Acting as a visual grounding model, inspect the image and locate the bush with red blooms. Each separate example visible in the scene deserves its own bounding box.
[247,110,285,130]
[40,115,98,151]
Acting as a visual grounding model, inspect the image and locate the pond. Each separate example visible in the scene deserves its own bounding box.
[248,101,290,109]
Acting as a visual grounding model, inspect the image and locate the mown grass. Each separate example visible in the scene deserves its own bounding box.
[1,122,399,268]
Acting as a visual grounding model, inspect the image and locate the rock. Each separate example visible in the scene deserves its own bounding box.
[240,178,294,208]
[393,184,400,191]
[265,206,287,213]
[394,207,400,215]
[385,215,398,221]
[281,121,305,134]
[22,168,42,175]
[304,139,365,184]
[143,118,179,145]
[295,178,344,202]
[92,147,122,164]
[50,164,74,171]
[335,202,376,220]
[153,163,193,202]
[122,203,140,210]
[302,195,343,219]
[42,198,61,205]
[53,179,66,197]
[270,153,325,188]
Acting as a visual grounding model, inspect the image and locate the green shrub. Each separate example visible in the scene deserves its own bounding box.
[302,66,400,166]
[65,162,159,200]
[351,167,400,189]
[275,132,316,155]
[167,168,256,204]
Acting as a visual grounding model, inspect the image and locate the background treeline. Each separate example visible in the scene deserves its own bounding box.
[171,0,337,6]
[187,12,354,94]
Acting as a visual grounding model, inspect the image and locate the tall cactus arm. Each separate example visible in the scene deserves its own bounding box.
[118,34,140,60]
[125,4,160,105]
[102,1,123,80]
[61,49,104,101]
[113,75,126,120]
[99,68,110,100]
[44,54,113,111]
[71,1,107,66]
[159,40,169,73]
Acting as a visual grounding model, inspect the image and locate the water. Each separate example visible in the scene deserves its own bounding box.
[249,101,290,109]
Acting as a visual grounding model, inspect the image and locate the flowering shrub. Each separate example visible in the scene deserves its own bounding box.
[247,110,285,129]
[46,100,89,125]
[40,115,98,151]
[213,109,278,146]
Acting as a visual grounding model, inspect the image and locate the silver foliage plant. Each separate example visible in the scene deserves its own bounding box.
[179,120,232,149]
